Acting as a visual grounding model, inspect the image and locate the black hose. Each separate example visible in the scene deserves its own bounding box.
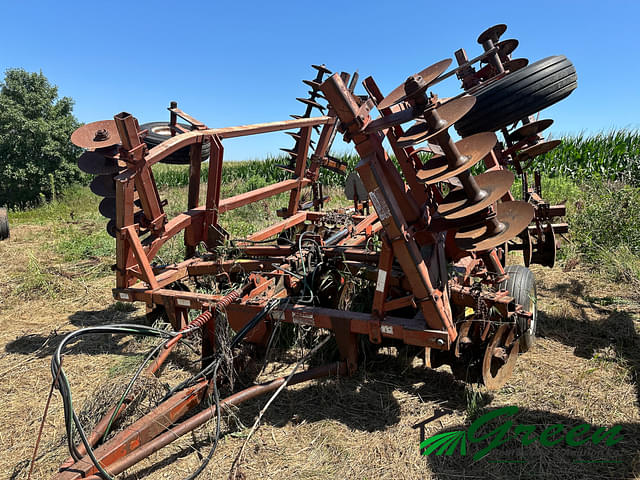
[102,338,170,441]
[184,358,222,480]
[53,301,278,479]
[52,325,177,479]
[162,299,279,400]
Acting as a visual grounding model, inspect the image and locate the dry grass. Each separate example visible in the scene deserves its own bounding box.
[1,222,639,479]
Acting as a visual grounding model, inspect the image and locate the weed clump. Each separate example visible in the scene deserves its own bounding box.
[563,180,640,285]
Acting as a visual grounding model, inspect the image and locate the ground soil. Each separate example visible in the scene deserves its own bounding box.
[1,222,639,480]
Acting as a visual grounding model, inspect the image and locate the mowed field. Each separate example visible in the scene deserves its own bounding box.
[1,138,640,479]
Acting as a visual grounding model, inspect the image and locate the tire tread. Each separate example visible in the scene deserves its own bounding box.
[455,55,577,137]
[499,265,537,352]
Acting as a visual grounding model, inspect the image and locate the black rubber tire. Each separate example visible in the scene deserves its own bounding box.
[0,207,9,240]
[141,122,211,164]
[455,55,577,137]
[499,265,537,353]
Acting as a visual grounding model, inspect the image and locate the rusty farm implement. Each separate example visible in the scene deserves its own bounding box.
[43,23,576,479]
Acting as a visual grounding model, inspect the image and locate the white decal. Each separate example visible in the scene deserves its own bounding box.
[176,298,191,307]
[376,270,387,292]
[369,188,391,220]
[292,311,314,326]
[381,325,393,335]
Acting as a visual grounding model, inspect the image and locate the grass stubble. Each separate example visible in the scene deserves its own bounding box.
[1,139,639,479]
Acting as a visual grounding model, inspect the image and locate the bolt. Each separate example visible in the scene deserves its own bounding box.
[404,75,425,96]
[93,129,110,142]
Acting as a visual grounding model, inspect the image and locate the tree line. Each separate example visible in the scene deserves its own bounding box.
[0,69,82,208]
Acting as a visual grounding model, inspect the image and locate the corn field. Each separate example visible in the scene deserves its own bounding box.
[154,153,361,189]
[532,129,640,185]
[152,129,640,190]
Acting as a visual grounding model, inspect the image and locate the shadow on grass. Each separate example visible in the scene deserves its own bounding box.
[4,304,147,358]
[115,350,639,480]
[415,275,640,478]
[13,275,640,479]
[539,277,640,407]
[422,406,640,480]
[117,352,476,480]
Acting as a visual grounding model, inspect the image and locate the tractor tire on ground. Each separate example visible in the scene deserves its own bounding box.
[455,55,577,137]
[0,207,9,240]
[499,265,537,352]
[141,122,211,164]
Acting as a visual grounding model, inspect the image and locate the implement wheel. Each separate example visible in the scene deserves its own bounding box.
[0,207,9,240]
[499,265,537,352]
[455,55,577,137]
[141,122,211,164]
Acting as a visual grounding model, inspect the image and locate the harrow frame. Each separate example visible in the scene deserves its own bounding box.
[52,23,576,479]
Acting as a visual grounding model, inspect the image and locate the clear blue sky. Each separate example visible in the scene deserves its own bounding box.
[1,1,638,160]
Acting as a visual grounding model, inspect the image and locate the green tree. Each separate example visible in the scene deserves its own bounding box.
[0,68,82,207]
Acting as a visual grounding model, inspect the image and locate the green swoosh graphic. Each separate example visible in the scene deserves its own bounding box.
[445,432,467,456]
[420,431,467,456]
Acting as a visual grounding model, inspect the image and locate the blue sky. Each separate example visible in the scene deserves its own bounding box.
[1,1,638,160]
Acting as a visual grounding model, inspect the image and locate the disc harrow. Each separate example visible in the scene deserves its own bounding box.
[278,64,331,174]
[277,65,363,214]
[46,23,577,479]
[452,24,577,267]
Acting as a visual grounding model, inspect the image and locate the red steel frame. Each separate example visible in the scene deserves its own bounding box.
[57,55,541,478]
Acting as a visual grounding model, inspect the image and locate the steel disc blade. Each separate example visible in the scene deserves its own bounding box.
[77,150,119,175]
[90,174,116,198]
[521,228,533,266]
[303,79,322,90]
[365,106,421,133]
[106,219,117,238]
[284,131,301,140]
[499,241,509,268]
[531,224,556,267]
[378,59,452,110]
[297,98,326,111]
[497,39,518,58]
[71,120,120,149]
[503,58,528,72]
[311,64,331,75]
[396,95,477,147]
[438,170,515,220]
[508,119,554,142]
[477,24,507,44]
[481,39,518,63]
[455,201,535,252]
[508,227,533,266]
[417,132,497,184]
[99,197,143,219]
[517,140,561,161]
[280,148,298,156]
[106,212,147,237]
[395,121,429,146]
[481,324,519,390]
[98,198,116,219]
